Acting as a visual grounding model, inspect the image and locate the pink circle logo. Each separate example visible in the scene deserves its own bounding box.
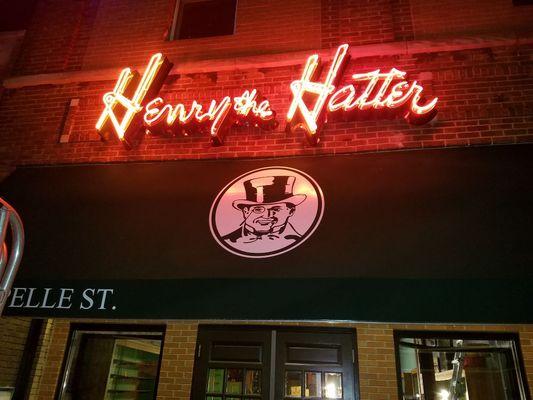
[209,167,324,258]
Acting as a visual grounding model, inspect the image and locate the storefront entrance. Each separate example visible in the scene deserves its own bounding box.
[191,326,357,400]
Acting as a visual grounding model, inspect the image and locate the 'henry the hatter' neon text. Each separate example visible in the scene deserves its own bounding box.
[96,44,437,148]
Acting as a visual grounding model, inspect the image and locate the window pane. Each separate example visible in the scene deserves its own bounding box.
[207,369,225,393]
[305,372,322,397]
[226,369,244,394]
[324,373,342,398]
[398,336,527,400]
[285,371,302,397]
[58,330,163,400]
[0,389,14,400]
[177,0,236,40]
[245,369,262,394]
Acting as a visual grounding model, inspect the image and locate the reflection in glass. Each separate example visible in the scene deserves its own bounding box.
[305,372,322,397]
[285,371,302,397]
[245,369,262,395]
[225,369,243,394]
[398,337,527,400]
[207,369,224,393]
[324,373,342,398]
[57,331,163,400]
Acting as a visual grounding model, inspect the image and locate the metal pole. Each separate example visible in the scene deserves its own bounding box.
[448,340,465,400]
[0,197,24,316]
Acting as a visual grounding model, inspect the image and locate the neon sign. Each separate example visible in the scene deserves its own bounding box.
[143,88,276,145]
[96,53,172,147]
[286,44,438,144]
[96,54,276,147]
[96,44,437,148]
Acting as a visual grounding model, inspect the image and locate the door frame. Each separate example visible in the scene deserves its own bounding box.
[192,325,360,400]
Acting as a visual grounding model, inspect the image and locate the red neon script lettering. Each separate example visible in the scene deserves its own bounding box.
[96,53,172,147]
[143,89,276,145]
[96,46,437,149]
[287,44,438,144]
[96,54,277,146]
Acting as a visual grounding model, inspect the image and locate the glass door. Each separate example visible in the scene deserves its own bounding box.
[192,327,272,400]
[192,326,358,400]
[275,330,357,400]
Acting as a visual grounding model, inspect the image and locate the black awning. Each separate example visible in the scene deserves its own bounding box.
[1,144,532,322]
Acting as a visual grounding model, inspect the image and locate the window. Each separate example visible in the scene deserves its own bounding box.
[0,388,14,400]
[192,326,358,400]
[57,324,164,400]
[513,0,533,6]
[394,331,530,400]
[170,0,237,40]
[0,0,37,32]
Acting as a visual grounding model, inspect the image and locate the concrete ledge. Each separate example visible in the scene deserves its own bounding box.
[2,34,532,89]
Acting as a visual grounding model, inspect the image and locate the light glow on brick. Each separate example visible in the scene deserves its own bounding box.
[96,53,170,145]
[143,89,275,145]
[286,44,350,144]
[287,44,438,144]
[96,45,437,148]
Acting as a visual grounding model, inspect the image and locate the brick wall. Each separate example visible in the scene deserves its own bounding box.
[0,0,531,168]
[157,322,198,399]
[0,316,31,388]
[13,0,88,75]
[11,0,533,77]
[28,319,55,399]
[22,319,533,399]
[410,0,533,39]
[0,42,531,166]
[34,319,69,399]
[13,0,323,74]
[321,0,396,48]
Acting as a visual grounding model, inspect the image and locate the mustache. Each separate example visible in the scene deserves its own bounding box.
[253,217,278,224]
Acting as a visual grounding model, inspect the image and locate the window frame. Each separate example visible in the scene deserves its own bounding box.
[191,325,273,400]
[169,0,238,41]
[393,330,532,400]
[54,323,166,400]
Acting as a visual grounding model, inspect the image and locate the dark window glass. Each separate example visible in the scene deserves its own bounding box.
[0,0,38,32]
[395,332,530,400]
[57,325,164,400]
[513,0,533,5]
[174,0,237,40]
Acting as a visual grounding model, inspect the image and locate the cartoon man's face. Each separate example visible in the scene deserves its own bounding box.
[242,203,295,234]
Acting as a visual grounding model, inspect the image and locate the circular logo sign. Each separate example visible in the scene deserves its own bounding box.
[209,166,324,258]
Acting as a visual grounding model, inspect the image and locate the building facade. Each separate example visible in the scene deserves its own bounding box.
[0,0,532,399]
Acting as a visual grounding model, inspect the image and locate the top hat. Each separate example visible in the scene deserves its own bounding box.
[233,176,306,209]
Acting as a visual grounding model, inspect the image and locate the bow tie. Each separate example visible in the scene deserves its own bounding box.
[243,233,280,242]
